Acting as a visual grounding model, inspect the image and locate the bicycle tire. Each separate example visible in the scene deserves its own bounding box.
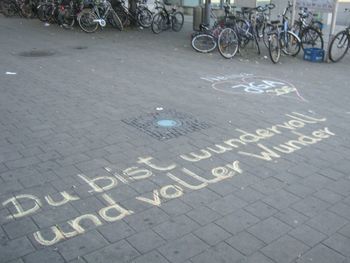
[191,33,217,53]
[37,5,48,21]
[77,9,98,33]
[61,9,75,29]
[137,8,152,28]
[300,27,324,50]
[1,1,17,17]
[262,24,274,49]
[21,3,33,18]
[268,32,281,64]
[171,11,184,32]
[329,30,349,63]
[151,13,166,34]
[254,35,260,55]
[115,8,128,27]
[109,10,123,31]
[280,31,301,56]
[217,27,239,59]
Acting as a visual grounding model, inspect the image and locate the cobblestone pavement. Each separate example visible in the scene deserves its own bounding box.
[0,14,350,263]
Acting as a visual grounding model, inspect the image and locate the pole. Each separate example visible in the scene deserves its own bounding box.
[292,0,297,25]
[204,0,211,25]
[326,0,339,62]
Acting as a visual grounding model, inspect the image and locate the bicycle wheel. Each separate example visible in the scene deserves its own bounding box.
[77,9,98,33]
[191,33,217,53]
[109,10,123,31]
[280,31,301,56]
[37,4,48,21]
[21,3,34,18]
[268,32,280,63]
[1,0,17,16]
[60,9,75,29]
[329,30,349,63]
[171,11,184,32]
[137,8,152,28]
[217,27,239,59]
[151,13,166,34]
[115,8,128,27]
[300,27,324,50]
[262,24,274,48]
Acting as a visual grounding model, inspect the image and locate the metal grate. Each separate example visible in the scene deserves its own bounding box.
[122,109,211,141]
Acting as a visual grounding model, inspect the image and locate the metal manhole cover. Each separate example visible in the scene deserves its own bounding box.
[18,50,56,57]
[122,109,211,141]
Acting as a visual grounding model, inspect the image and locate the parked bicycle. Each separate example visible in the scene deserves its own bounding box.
[267,1,301,63]
[77,0,123,33]
[328,8,350,62]
[151,0,184,34]
[217,4,261,59]
[255,2,275,48]
[113,0,152,28]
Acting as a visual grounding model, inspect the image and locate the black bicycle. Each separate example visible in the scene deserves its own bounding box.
[151,0,184,34]
[328,8,350,62]
[113,0,152,28]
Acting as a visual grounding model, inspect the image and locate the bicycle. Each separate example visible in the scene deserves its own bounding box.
[1,0,24,17]
[57,0,82,28]
[254,3,276,48]
[293,5,324,50]
[113,0,152,28]
[328,8,350,62]
[151,0,184,34]
[217,4,261,59]
[77,0,123,33]
[267,2,301,63]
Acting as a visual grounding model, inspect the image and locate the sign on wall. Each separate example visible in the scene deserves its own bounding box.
[296,0,336,11]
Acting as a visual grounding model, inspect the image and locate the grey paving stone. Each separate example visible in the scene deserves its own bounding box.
[226,231,265,256]
[306,210,348,235]
[124,207,170,232]
[250,177,285,195]
[129,179,160,195]
[0,151,22,163]
[159,199,192,217]
[247,217,292,243]
[329,202,350,220]
[261,235,309,263]
[289,224,327,247]
[296,244,345,263]
[244,201,278,219]
[312,189,344,204]
[291,196,330,217]
[3,217,38,239]
[325,179,350,196]
[157,234,209,263]
[181,188,221,208]
[84,240,140,263]
[71,196,104,214]
[190,242,245,263]
[131,250,170,263]
[300,174,334,190]
[186,206,221,226]
[56,230,109,261]
[23,248,65,263]
[0,180,23,195]
[32,204,80,228]
[274,208,309,228]
[284,184,316,198]
[153,215,200,241]
[215,209,260,235]
[339,224,350,238]
[0,236,35,262]
[239,252,275,263]
[5,156,41,169]
[207,194,247,216]
[193,223,231,246]
[318,168,347,181]
[232,187,266,203]
[262,189,300,210]
[98,220,135,243]
[207,180,238,197]
[323,233,350,257]
[127,229,165,254]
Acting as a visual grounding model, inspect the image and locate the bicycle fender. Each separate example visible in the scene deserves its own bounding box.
[287,30,301,42]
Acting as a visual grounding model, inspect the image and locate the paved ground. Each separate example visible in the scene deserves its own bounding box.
[0,14,350,263]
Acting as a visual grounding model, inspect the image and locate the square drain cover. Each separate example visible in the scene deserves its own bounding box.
[122,109,211,141]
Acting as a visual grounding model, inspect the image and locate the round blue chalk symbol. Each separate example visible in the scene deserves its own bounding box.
[156,119,180,127]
